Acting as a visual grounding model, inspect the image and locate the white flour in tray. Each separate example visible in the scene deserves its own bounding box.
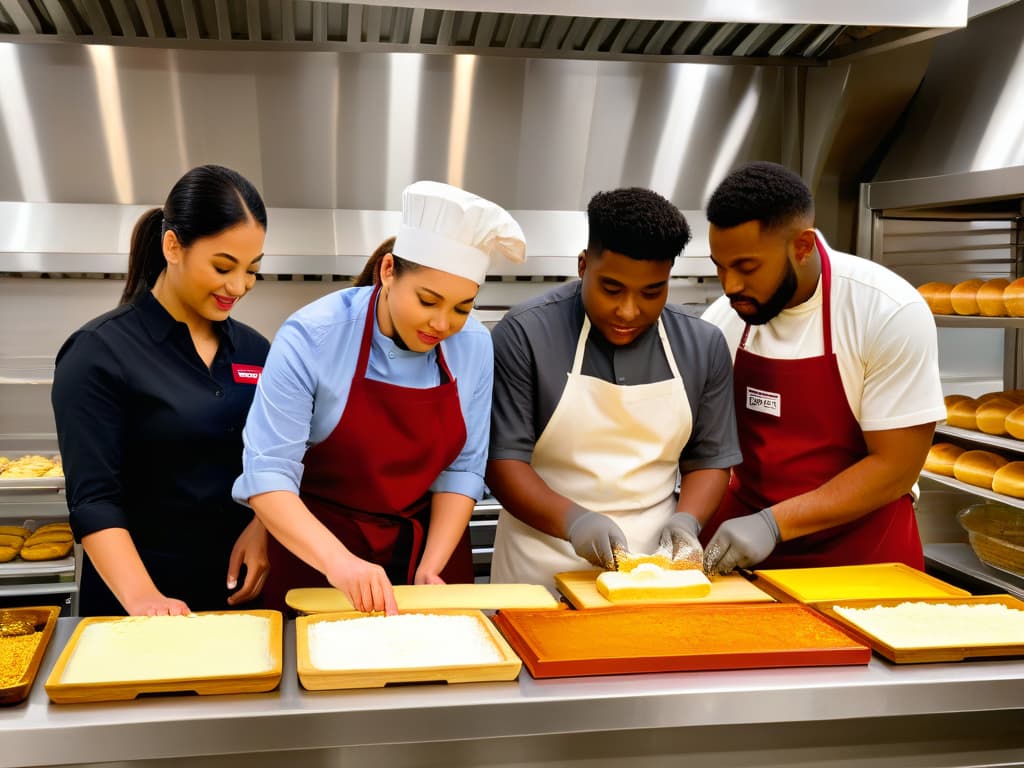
[834,602,1024,647]
[308,613,502,670]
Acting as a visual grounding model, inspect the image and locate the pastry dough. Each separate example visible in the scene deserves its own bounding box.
[596,563,712,602]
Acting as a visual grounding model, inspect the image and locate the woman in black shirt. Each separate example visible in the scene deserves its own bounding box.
[52,165,271,616]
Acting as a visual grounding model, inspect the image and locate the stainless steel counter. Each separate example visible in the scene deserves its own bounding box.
[3,618,1024,768]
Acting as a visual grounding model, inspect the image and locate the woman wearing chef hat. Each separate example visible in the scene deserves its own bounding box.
[233,181,525,614]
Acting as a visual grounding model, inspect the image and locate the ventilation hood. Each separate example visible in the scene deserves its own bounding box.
[0,0,976,62]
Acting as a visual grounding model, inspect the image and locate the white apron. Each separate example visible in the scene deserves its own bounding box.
[490,315,693,589]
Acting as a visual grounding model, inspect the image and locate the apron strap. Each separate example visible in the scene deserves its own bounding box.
[573,316,679,380]
[355,286,381,380]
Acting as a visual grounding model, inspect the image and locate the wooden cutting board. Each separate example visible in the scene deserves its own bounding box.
[44,610,283,703]
[753,562,970,603]
[296,609,522,689]
[814,595,1024,663]
[286,583,561,614]
[492,603,870,678]
[555,569,773,609]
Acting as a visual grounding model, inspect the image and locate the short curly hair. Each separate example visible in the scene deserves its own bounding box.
[707,161,813,231]
[587,187,691,263]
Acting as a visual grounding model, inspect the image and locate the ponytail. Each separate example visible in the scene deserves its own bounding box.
[354,236,397,287]
[120,208,165,305]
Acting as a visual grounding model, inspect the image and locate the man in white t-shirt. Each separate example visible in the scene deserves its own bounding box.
[700,161,946,574]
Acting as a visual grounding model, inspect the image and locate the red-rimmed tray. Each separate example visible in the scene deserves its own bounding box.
[0,606,60,706]
[492,603,870,679]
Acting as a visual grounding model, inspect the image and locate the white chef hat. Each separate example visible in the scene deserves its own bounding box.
[392,181,526,285]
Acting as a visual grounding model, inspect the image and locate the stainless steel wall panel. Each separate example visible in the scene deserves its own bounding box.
[0,43,792,212]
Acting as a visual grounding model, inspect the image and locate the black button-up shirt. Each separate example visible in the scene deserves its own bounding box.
[52,292,269,564]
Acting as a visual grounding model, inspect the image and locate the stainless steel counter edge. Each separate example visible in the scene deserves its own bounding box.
[3,618,1023,768]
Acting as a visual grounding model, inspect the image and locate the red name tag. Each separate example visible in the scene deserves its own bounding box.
[232,364,263,384]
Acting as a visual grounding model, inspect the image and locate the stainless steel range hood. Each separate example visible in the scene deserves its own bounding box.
[0,0,973,62]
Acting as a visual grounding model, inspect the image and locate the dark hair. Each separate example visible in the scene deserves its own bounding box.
[120,165,268,305]
[706,161,814,231]
[586,187,691,263]
[353,236,422,287]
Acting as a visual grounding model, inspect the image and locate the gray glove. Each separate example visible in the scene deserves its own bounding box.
[567,510,627,570]
[703,508,781,575]
[658,513,703,567]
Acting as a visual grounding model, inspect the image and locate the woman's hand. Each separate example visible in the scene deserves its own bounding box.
[413,567,445,585]
[226,518,270,606]
[326,554,398,615]
[125,593,191,616]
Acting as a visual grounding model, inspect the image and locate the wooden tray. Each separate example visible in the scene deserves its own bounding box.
[0,606,60,706]
[555,569,773,609]
[44,610,283,703]
[753,563,970,603]
[492,603,870,679]
[287,583,561,614]
[296,609,522,689]
[814,595,1024,663]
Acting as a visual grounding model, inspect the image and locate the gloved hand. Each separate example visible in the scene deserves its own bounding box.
[703,508,781,575]
[658,513,703,567]
[567,509,627,570]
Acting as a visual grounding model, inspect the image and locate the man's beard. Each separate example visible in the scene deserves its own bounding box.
[729,261,799,326]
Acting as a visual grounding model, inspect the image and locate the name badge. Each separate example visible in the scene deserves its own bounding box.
[232,364,263,384]
[746,387,781,418]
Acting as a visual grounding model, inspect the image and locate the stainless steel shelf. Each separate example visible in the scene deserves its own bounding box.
[0,580,75,597]
[932,315,1024,328]
[0,556,73,579]
[925,542,1024,599]
[919,470,1024,509]
[934,424,1024,454]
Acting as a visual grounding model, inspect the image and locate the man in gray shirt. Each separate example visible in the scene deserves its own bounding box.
[488,187,742,589]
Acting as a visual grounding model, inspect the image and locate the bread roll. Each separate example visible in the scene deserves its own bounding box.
[924,443,965,477]
[24,531,73,546]
[953,450,1008,488]
[946,398,980,429]
[1004,404,1024,440]
[944,394,972,410]
[0,525,28,538]
[992,461,1024,498]
[950,279,985,315]
[977,391,1024,406]
[918,282,954,315]
[1005,278,1024,317]
[976,398,1017,435]
[0,533,24,548]
[0,545,17,563]
[19,540,73,561]
[977,278,1010,316]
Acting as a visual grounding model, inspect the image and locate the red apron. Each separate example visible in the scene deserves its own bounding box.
[263,286,474,611]
[700,235,923,570]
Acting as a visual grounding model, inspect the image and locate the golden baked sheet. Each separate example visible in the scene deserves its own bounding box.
[0,606,60,706]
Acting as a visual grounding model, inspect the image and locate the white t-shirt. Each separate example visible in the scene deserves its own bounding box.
[702,236,946,432]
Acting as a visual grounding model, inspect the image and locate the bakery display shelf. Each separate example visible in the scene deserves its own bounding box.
[925,542,1024,600]
[935,424,1024,454]
[919,470,1024,510]
[0,556,74,579]
[0,477,64,492]
[932,315,1024,328]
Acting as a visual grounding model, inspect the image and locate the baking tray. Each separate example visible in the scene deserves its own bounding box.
[753,562,970,603]
[296,609,522,689]
[814,595,1024,663]
[44,610,282,703]
[0,452,63,490]
[287,583,561,614]
[555,569,773,609]
[492,603,870,679]
[0,606,60,706]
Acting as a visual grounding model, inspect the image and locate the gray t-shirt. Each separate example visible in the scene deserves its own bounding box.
[490,281,742,473]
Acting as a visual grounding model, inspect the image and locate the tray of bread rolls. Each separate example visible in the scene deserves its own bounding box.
[0,522,74,566]
[918,278,1024,324]
[0,454,64,490]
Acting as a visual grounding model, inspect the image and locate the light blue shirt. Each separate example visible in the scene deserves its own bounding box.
[232,286,493,505]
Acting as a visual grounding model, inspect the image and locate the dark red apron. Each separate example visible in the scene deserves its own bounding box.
[701,235,923,569]
[263,286,474,611]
